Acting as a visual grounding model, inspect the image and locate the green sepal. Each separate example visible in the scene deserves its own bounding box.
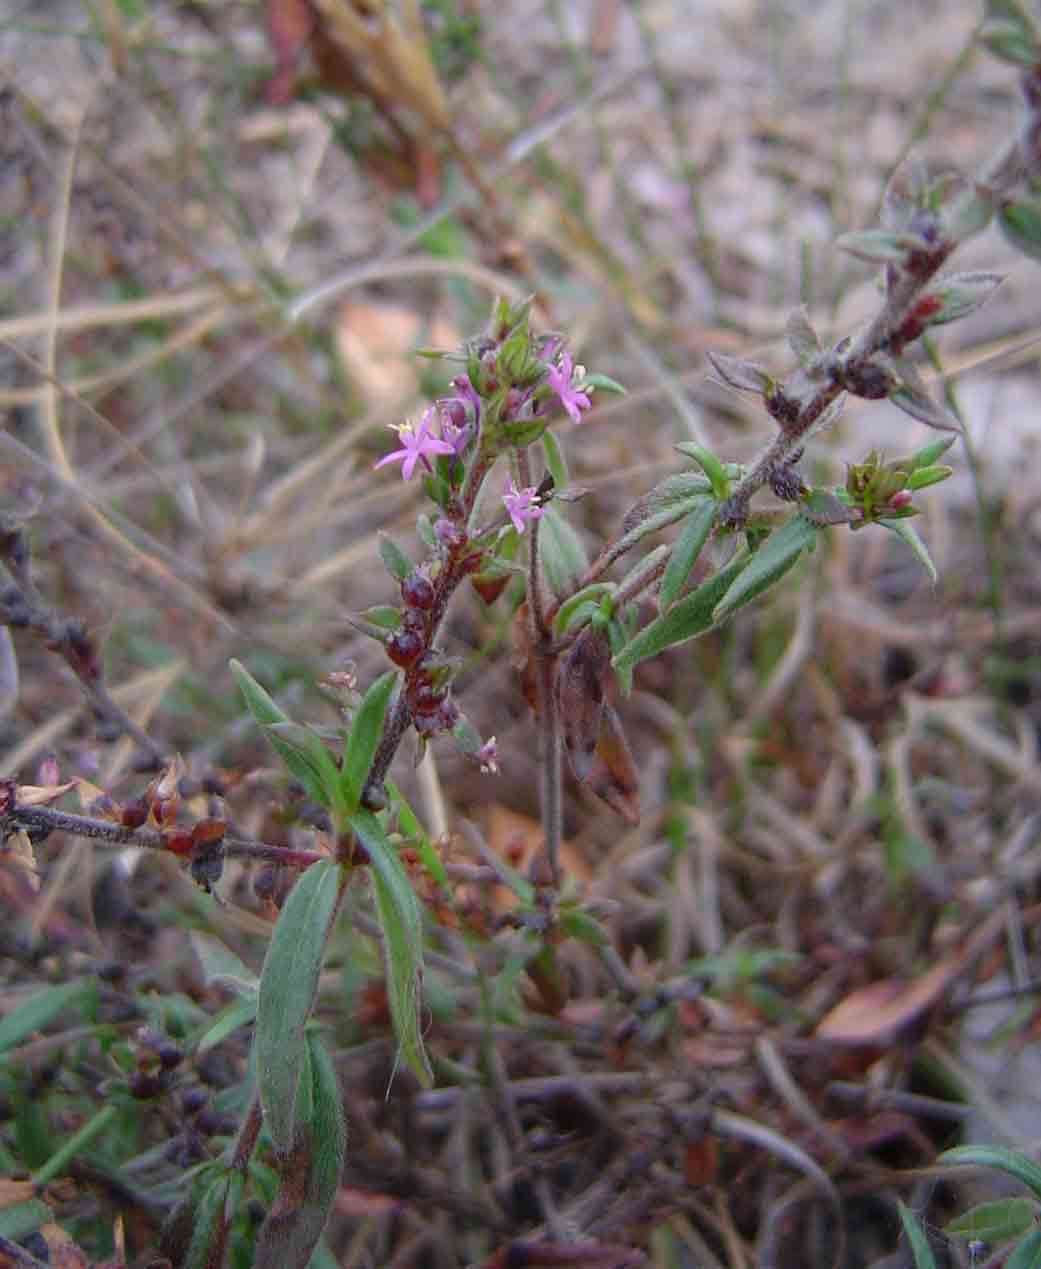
[378,534,413,582]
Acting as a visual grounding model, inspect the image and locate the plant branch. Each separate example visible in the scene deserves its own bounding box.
[4,799,323,869]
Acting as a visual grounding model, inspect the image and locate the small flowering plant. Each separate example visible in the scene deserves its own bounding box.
[4,9,1040,1267]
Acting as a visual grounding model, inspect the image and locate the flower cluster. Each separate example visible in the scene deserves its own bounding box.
[373,322,593,536]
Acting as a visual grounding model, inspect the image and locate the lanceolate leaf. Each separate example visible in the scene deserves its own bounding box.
[712,515,819,623]
[897,1201,939,1269]
[378,534,413,582]
[944,1197,1036,1244]
[940,1145,1041,1203]
[999,198,1041,262]
[256,860,342,1157]
[0,980,94,1055]
[254,1031,346,1269]
[612,550,749,673]
[927,271,1003,325]
[623,472,712,535]
[230,661,338,809]
[349,809,432,1086]
[881,517,938,583]
[538,506,588,600]
[183,1172,233,1269]
[659,498,717,612]
[341,671,397,810]
[541,429,569,491]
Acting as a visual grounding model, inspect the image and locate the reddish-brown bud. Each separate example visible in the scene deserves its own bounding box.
[386,628,424,668]
[401,571,435,610]
[191,818,226,849]
[120,798,149,830]
[471,572,509,605]
[164,830,195,857]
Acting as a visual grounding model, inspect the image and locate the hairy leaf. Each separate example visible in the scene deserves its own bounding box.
[341,671,397,810]
[256,859,341,1157]
[231,661,337,809]
[659,498,716,612]
[712,515,819,623]
[349,809,432,1086]
[254,1031,346,1269]
[538,506,588,600]
[612,550,748,673]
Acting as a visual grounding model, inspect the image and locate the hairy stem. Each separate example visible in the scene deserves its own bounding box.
[4,801,323,868]
[516,448,562,886]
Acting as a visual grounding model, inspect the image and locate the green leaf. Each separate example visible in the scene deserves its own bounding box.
[554,583,616,636]
[897,1201,939,1269]
[659,498,716,612]
[560,908,609,947]
[267,722,343,817]
[712,515,819,623]
[801,489,856,527]
[880,517,938,584]
[378,534,413,582]
[183,1172,232,1269]
[0,1199,52,1242]
[580,372,626,395]
[940,1146,1041,1203]
[355,605,402,632]
[189,932,260,996]
[927,272,1003,325]
[906,464,953,491]
[349,810,432,1086]
[1007,1230,1041,1269]
[387,780,449,889]
[612,550,748,673]
[675,444,730,500]
[837,229,922,264]
[254,1030,346,1269]
[999,199,1041,263]
[538,505,588,600]
[906,435,957,471]
[230,661,338,809]
[0,980,94,1056]
[256,860,342,1157]
[33,1104,118,1187]
[195,996,258,1054]
[945,1197,1037,1244]
[341,671,397,810]
[541,430,569,491]
[614,479,712,558]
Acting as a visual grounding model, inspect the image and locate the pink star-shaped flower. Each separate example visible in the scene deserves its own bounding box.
[546,350,591,424]
[374,407,454,481]
[503,478,544,534]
